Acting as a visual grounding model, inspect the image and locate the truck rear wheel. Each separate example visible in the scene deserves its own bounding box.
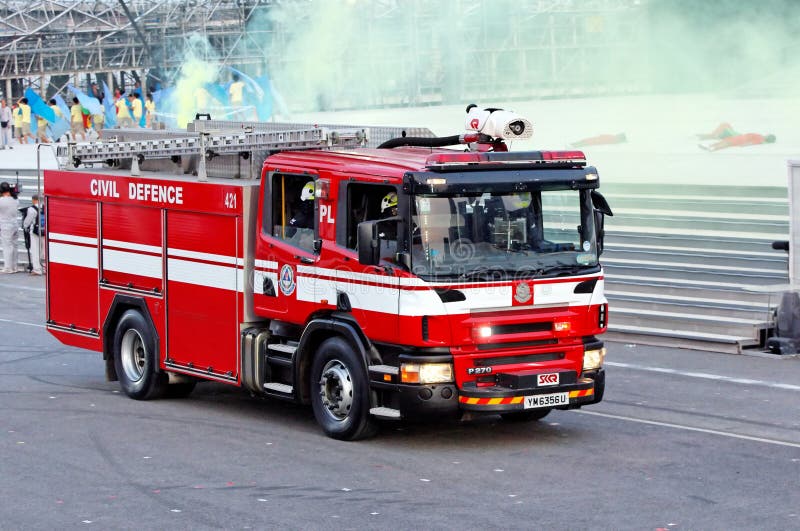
[500,408,552,422]
[310,337,377,440]
[113,309,167,400]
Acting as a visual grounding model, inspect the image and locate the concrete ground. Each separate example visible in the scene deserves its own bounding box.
[1,272,799,530]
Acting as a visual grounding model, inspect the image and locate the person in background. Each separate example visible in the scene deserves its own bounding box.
[35,100,51,144]
[229,73,246,120]
[12,102,22,143]
[700,132,776,152]
[70,97,86,141]
[194,86,209,115]
[47,99,65,142]
[569,133,626,147]
[48,98,63,121]
[0,99,12,147]
[145,93,155,128]
[697,122,738,140]
[116,92,133,128]
[130,93,143,127]
[696,122,777,151]
[92,111,105,139]
[90,82,102,101]
[22,194,43,275]
[17,97,35,144]
[0,181,19,273]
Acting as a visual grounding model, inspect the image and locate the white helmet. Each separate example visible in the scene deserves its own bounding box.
[301,181,315,201]
[381,191,398,213]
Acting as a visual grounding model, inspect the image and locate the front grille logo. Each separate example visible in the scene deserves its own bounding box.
[514,281,532,304]
[537,373,559,386]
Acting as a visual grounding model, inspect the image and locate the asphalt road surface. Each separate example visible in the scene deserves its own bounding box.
[2,274,799,530]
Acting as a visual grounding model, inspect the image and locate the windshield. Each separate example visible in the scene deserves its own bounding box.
[410,190,597,280]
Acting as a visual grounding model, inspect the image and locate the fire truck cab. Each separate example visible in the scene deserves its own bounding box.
[44,107,611,440]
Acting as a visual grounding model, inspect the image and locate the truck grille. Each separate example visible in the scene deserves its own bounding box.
[474,351,564,365]
[476,338,557,351]
[491,322,551,335]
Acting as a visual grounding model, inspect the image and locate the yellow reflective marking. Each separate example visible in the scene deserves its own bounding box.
[487,398,503,405]
[511,396,523,404]
[466,397,480,405]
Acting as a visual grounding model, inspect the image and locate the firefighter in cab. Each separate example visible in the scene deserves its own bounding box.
[287,181,315,249]
[289,181,315,232]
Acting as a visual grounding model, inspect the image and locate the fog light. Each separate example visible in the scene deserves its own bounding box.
[583,347,606,371]
[401,363,454,384]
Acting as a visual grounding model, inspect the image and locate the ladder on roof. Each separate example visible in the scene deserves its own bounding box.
[56,127,369,181]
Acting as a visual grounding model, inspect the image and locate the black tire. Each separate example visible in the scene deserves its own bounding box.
[165,381,197,399]
[310,337,377,441]
[113,309,167,400]
[500,408,552,422]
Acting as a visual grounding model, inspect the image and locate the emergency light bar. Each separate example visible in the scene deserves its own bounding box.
[425,150,586,169]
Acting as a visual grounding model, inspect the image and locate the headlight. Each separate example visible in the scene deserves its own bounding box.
[473,326,493,340]
[583,347,606,371]
[400,363,454,384]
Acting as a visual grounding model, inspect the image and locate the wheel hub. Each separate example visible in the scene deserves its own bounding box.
[318,360,354,421]
[120,329,146,383]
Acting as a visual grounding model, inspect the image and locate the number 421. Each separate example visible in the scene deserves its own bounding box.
[224,192,237,209]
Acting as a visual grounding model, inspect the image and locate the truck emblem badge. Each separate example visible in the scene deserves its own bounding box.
[279,264,296,296]
[513,281,531,304]
[537,373,559,386]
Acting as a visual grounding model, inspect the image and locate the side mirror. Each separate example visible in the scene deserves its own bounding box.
[591,191,612,256]
[594,211,606,255]
[358,217,402,265]
[357,221,380,265]
[591,190,613,216]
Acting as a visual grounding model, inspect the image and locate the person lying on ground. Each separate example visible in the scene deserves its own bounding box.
[697,122,738,140]
[569,133,626,147]
[699,132,776,151]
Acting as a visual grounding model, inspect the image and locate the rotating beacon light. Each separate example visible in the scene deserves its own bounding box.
[465,104,533,141]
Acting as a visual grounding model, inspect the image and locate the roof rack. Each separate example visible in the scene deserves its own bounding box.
[57,127,369,181]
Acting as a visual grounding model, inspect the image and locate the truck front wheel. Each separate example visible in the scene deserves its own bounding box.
[113,309,167,400]
[310,337,377,440]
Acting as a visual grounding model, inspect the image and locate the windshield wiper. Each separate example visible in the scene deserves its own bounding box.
[540,263,597,277]
[456,266,519,281]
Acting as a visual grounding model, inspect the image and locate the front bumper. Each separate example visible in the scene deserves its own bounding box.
[370,368,604,419]
[458,376,596,413]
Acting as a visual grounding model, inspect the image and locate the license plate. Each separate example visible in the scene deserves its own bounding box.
[524,392,569,409]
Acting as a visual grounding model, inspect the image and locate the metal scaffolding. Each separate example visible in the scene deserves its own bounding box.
[0,0,271,99]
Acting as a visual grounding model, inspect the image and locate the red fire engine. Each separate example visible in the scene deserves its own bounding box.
[44,106,612,440]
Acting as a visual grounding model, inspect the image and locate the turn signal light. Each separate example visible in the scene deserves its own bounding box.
[400,363,454,384]
[554,321,571,332]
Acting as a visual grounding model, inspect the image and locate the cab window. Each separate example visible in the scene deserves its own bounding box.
[343,183,397,250]
[271,174,315,252]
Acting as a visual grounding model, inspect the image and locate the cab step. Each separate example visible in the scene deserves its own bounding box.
[267,343,297,355]
[370,407,401,420]
[266,342,297,367]
[263,382,293,395]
